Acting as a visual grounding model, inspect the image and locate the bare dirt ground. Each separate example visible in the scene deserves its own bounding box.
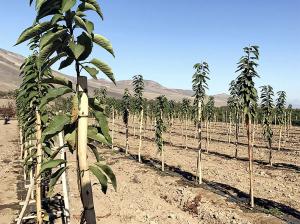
[1,119,299,223]
[0,120,23,224]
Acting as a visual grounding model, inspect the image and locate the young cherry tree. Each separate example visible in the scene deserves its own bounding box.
[260,85,274,165]
[192,62,210,184]
[122,88,131,154]
[229,80,241,158]
[155,95,168,171]
[276,91,286,150]
[235,45,260,208]
[16,0,117,222]
[132,75,145,162]
[204,96,214,152]
[182,98,191,149]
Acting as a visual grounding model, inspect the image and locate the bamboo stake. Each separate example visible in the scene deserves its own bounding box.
[197,101,202,185]
[77,77,96,223]
[19,127,24,160]
[111,107,115,150]
[58,132,70,224]
[16,179,35,224]
[247,117,254,208]
[35,110,42,224]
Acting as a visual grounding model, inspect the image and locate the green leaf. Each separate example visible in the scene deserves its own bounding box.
[16,22,52,45]
[89,165,108,193]
[87,127,109,145]
[87,143,101,162]
[40,29,67,49]
[69,40,85,59]
[95,162,117,191]
[74,16,94,34]
[40,159,66,174]
[77,32,93,61]
[78,1,103,19]
[48,166,68,197]
[61,0,76,12]
[43,114,71,141]
[42,76,73,89]
[92,34,115,57]
[40,87,73,108]
[93,111,111,143]
[83,66,98,79]
[59,57,74,70]
[89,58,115,84]
[65,129,76,149]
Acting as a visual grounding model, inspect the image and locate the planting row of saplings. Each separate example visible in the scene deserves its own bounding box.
[15,0,117,223]
[95,47,300,220]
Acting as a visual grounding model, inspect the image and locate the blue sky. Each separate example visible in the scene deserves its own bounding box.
[1,0,300,105]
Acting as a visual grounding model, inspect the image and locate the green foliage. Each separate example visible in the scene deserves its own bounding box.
[192,62,210,107]
[122,88,131,125]
[155,96,167,152]
[276,91,286,125]
[235,45,260,121]
[260,85,274,146]
[132,75,144,111]
[204,96,215,121]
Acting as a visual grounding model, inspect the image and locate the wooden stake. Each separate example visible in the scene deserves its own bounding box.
[77,77,96,223]
[247,117,254,208]
[111,107,115,150]
[138,108,144,163]
[58,132,70,224]
[35,110,43,224]
[197,101,202,185]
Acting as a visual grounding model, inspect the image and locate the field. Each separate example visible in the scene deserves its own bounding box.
[1,118,299,224]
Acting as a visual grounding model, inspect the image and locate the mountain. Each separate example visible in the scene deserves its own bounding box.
[0,48,229,106]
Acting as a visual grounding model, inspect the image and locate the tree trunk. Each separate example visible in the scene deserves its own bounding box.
[133,114,136,137]
[268,139,273,166]
[228,114,232,143]
[35,110,43,224]
[138,109,144,163]
[125,118,129,155]
[247,116,254,208]
[278,125,282,150]
[206,120,209,152]
[77,78,96,223]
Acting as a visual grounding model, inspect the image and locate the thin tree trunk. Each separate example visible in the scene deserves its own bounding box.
[138,109,144,163]
[125,121,129,154]
[35,110,42,224]
[77,78,96,223]
[133,115,136,137]
[206,120,209,152]
[228,114,232,143]
[268,140,273,166]
[247,117,254,208]
[278,125,282,150]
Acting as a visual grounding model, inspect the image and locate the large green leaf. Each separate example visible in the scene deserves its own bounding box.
[59,57,74,70]
[87,127,108,145]
[92,34,115,57]
[48,166,68,197]
[61,0,76,12]
[83,66,98,79]
[42,76,73,89]
[65,129,76,149]
[93,111,111,143]
[89,165,108,193]
[40,87,73,108]
[16,22,52,45]
[43,114,71,141]
[40,159,66,174]
[95,162,117,191]
[40,29,67,49]
[78,2,103,19]
[89,58,115,84]
[69,40,85,59]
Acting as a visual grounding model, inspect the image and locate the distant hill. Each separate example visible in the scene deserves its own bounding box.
[0,48,229,106]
